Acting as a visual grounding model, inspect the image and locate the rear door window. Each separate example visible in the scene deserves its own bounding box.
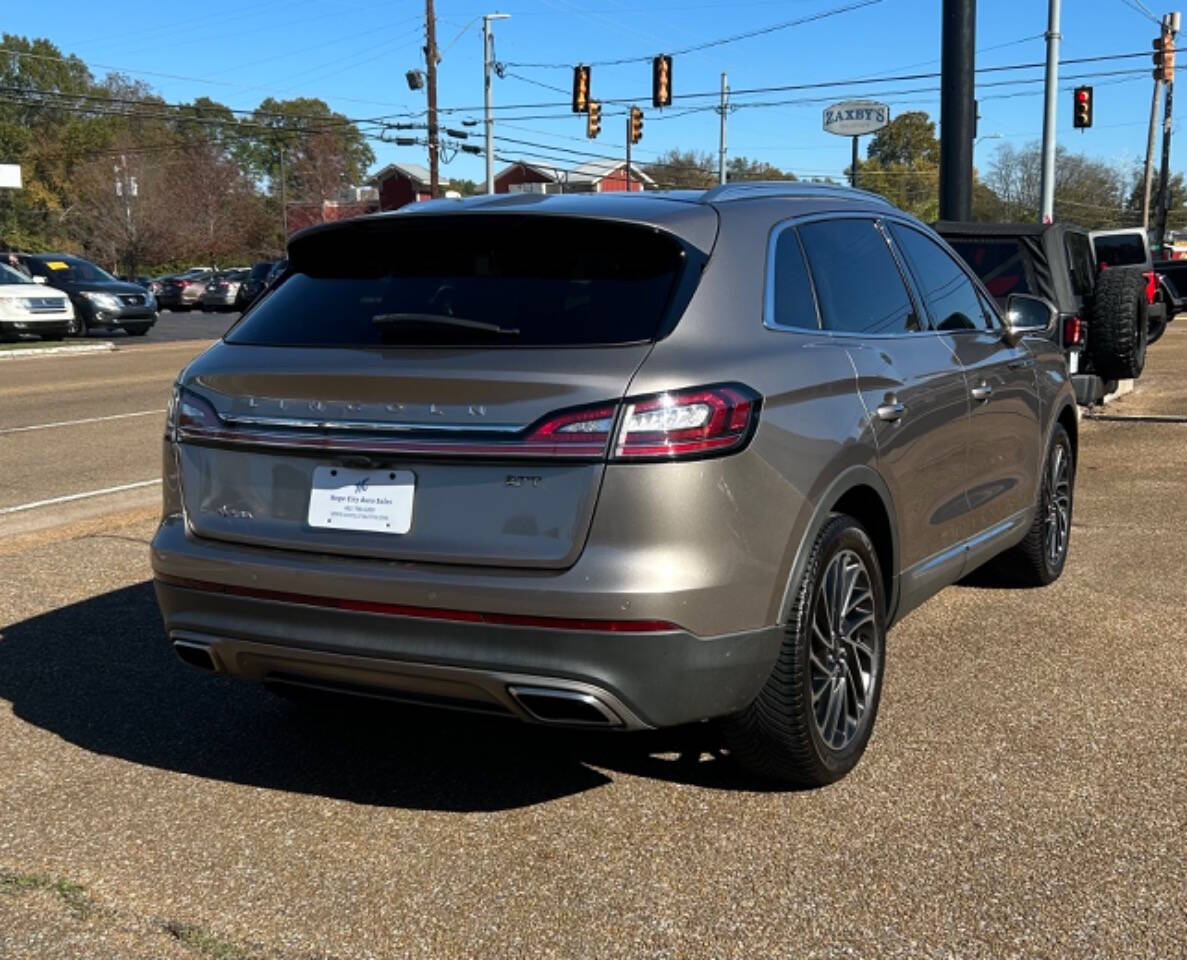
[1065,233,1096,298]
[798,218,919,334]
[889,223,992,332]
[226,216,692,348]
[946,238,1033,301]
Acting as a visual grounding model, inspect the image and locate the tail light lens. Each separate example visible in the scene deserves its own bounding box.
[1064,315,1085,346]
[524,384,760,462]
[614,385,758,459]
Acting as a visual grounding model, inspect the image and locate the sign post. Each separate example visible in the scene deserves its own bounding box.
[822,101,890,190]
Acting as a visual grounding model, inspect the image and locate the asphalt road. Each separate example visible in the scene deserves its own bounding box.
[1,327,1186,958]
[86,307,238,345]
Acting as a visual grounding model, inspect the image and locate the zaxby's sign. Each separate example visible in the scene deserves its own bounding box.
[822,101,891,137]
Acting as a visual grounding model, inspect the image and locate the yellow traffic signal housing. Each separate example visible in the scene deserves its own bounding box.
[1153,35,1176,83]
[586,100,602,139]
[572,64,591,113]
[1073,86,1093,129]
[652,55,672,108]
[629,106,644,144]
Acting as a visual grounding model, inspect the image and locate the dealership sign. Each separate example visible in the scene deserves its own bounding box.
[822,101,890,137]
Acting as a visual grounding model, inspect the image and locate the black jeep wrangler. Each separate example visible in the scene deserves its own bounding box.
[936,221,1151,406]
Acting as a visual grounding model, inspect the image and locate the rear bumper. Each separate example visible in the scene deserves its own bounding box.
[150,519,785,729]
[1072,373,1109,406]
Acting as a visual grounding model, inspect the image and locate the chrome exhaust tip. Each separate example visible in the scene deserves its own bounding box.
[172,639,217,673]
[507,685,622,726]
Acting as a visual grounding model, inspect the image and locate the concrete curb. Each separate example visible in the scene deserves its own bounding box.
[0,342,116,360]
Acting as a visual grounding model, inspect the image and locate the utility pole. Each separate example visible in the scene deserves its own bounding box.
[1038,0,1061,223]
[278,144,288,242]
[851,137,859,189]
[1155,12,1181,252]
[718,72,729,185]
[425,0,440,197]
[483,13,510,194]
[939,0,976,221]
[1142,75,1163,230]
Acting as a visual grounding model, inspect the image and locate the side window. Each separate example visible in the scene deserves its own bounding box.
[1065,233,1095,297]
[889,223,987,332]
[769,226,819,330]
[798,218,919,334]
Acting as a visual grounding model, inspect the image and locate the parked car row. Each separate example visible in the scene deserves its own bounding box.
[4,252,157,338]
[0,254,290,341]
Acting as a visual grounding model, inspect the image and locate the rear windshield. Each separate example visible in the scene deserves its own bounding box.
[946,238,1032,300]
[1092,233,1148,268]
[226,215,689,348]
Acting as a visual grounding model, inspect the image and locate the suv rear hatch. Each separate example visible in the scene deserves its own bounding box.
[173,209,713,569]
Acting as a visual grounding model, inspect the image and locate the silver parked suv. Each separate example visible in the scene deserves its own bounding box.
[152,183,1078,785]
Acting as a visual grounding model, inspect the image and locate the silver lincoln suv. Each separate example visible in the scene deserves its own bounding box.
[152,183,1077,785]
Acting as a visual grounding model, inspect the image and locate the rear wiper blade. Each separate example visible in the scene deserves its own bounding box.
[371,312,519,336]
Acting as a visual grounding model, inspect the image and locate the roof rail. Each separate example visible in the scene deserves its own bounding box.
[700,181,894,207]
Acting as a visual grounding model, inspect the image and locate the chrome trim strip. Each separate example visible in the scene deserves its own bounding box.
[220,413,523,434]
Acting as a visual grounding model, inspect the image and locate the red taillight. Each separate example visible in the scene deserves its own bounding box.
[521,404,615,457]
[613,385,758,460]
[1064,315,1085,346]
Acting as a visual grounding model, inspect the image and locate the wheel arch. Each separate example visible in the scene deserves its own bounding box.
[776,466,900,628]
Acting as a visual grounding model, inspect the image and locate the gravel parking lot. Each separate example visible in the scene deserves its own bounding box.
[1,327,1185,958]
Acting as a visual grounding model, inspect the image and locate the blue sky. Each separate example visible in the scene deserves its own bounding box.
[23,0,1179,185]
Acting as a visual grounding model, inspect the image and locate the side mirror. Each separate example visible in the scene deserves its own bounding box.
[1003,293,1057,344]
[31,275,47,285]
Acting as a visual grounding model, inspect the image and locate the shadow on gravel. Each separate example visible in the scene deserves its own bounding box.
[0,582,772,811]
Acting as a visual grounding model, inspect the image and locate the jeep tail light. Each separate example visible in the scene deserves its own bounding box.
[1064,315,1085,347]
[614,384,759,460]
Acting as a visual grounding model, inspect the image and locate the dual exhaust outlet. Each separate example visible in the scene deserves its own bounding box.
[170,639,624,727]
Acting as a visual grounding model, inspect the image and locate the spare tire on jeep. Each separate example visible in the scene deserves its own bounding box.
[1090,267,1148,380]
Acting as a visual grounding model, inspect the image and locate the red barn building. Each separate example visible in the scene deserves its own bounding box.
[493,159,652,194]
[372,163,450,211]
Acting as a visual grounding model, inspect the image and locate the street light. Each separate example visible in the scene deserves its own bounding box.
[483,13,510,194]
[975,132,1003,147]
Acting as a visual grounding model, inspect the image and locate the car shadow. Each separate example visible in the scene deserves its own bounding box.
[0,583,781,811]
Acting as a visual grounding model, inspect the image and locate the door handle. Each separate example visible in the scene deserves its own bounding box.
[875,401,906,422]
[970,382,993,402]
[1008,356,1035,370]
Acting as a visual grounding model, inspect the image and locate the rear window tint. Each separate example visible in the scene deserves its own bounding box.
[1092,233,1148,268]
[227,216,689,348]
[946,238,1032,300]
[1065,233,1096,297]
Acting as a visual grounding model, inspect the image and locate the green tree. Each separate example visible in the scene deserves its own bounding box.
[645,148,717,189]
[727,156,796,181]
[853,111,941,220]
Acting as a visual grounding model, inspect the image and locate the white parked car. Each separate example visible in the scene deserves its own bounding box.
[0,262,75,341]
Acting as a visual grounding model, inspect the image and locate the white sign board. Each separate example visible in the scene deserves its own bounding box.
[0,164,21,189]
[823,101,891,137]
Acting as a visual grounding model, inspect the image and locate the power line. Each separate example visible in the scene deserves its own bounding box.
[503,0,881,68]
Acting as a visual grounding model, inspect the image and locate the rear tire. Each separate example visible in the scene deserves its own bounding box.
[1090,268,1148,380]
[723,515,887,786]
[985,423,1075,587]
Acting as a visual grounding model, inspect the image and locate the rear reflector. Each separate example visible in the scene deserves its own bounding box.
[155,574,682,633]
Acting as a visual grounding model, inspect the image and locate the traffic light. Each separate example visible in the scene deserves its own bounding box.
[652,55,672,108]
[572,64,591,113]
[1073,86,1093,130]
[1153,34,1176,83]
[629,106,644,144]
[586,100,602,139]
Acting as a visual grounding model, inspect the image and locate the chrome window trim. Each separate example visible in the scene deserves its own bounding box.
[762,210,939,340]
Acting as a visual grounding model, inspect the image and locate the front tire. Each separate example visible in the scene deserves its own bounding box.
[988,423,1075,586]
[66,313,87,337]
[724,515,887,786]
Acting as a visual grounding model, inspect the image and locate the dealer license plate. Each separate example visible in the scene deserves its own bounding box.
[307,466,415,535]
